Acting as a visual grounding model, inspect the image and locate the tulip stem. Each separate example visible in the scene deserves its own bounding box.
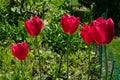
[66,49,69,80]
[88,48,91,80]
[20,60,23,79]
[66,34,71,80]
[17,60,23,79]
[35,36,42,80]
[39,52,42,80]
[110,61,115,80]
[104,45,108,80]
[99,45,103,79]
[58,53,64,76]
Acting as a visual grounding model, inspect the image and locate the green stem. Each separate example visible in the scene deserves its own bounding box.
[88,48,91,80]
[67,50,69,80]
[99,45,103,79]
[110,61,115,80]
[39,52,42,80]
[20,60,23,79]
[104,45,108,80]
[35,36,42,80]
[58,53,64,75]
[17,60,23,79]
[15,62,18,79]
[66,34,71,80]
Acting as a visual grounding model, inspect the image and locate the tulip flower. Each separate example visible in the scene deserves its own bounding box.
[91,17,114,44]
[24,16,43,36]
[60,14,80,34]
[11,42,28,60]
[80,24,94,44]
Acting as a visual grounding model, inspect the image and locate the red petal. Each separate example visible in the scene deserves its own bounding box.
[91,17,114,44]
[11,42,28,60]
[24,16,43,36]
[60,14,80,34]
[80,24,94,44]
[91,20,106,44]
[105,18,114,44]
[70,17,80,34]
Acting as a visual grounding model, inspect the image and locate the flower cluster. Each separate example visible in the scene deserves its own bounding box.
[11,14,114,60]
[11,16,43,60]
[80,17,114,45]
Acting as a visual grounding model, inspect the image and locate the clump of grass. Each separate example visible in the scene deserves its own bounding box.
[108,39,120,66]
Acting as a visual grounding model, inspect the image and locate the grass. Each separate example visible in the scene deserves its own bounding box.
[107,39,120,79]
[108,39,120,66]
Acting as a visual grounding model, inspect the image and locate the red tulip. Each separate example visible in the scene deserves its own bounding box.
[60,14,80,34]
[11,42,28,60]
[80,24,94,44]
[91,17,114,44]
[24,16,43,36]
